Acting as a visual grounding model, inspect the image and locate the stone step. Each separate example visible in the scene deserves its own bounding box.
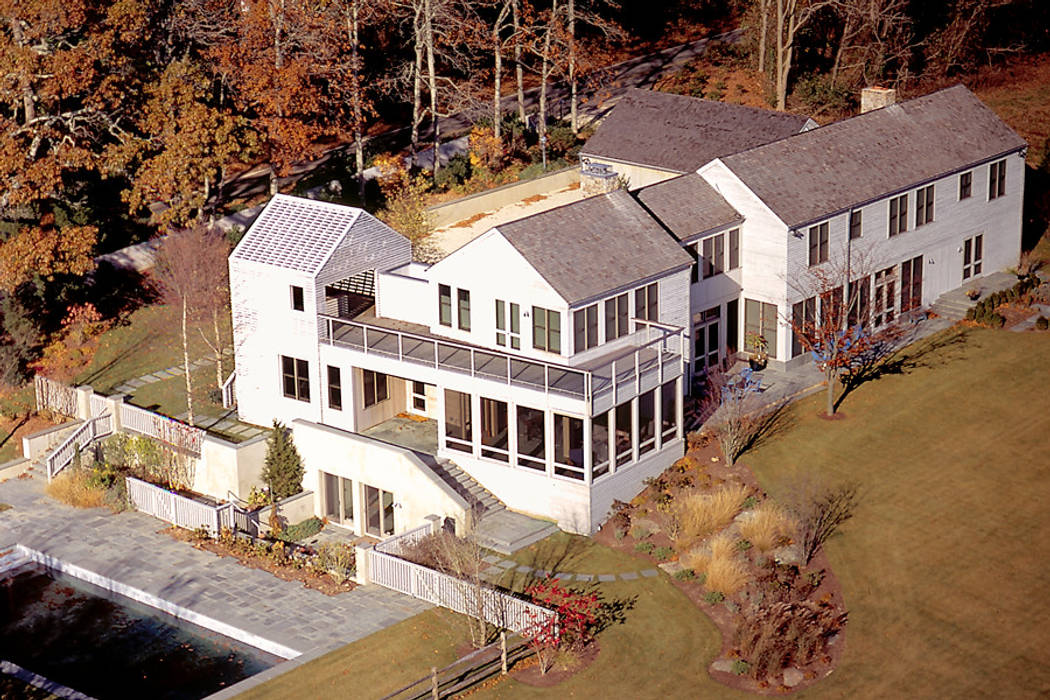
[475,510,559,556]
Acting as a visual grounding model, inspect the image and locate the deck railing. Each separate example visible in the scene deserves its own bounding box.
[120,403,204,457]
[45,413,114,481]
[319,315,686,412]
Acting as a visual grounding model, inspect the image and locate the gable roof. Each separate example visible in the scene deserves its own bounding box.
[494,189,693,304]
[231,194,406,275]
[718,84,1027,229]
[636,174,743,241]
[580,88,813,174]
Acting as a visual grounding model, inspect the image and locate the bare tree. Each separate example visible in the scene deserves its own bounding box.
[785,479,859,564]
[772,0,833,110]
[193,228,233,391]
[699,368,792,465]
[827,0,912,87]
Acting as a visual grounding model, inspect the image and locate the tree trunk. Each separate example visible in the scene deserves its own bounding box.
[539,0,558,169]
[9,20,36,125]
[775,0,787,110]
[825,365,835,416]
[424,0,440,179]
[512,0,526,122]
[213,309,224,390]
[494,2,510,141]
[758,0,768,74]
[411,1,424,159]
[181,296,195,426]
[348,0,367,204]
[568,0,577,133]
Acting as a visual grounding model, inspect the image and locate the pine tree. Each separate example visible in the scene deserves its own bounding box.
[262,421,304,502]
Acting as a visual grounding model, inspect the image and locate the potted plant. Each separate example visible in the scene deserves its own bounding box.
[966,287,981,301]
[744,331,768,371]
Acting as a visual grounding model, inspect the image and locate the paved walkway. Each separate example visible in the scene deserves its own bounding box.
[0,477,429,657]
[479,550,661,584]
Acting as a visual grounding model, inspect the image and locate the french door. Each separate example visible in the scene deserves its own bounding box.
[963,234,983,280]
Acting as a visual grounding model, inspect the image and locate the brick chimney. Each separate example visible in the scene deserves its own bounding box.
[861,86,897,114]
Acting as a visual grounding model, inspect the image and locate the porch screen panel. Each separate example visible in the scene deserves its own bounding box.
[638,390,656,456]
[660,381,677,441]
[516,406,546,471]
[553,414,584,480]
[592,411,610,478]
[615,402,632,467]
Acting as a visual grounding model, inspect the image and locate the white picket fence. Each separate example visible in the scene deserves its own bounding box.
[369,525,556,635]
[46,414,115,481]
[120,403,204,457]
[125,476,236,534]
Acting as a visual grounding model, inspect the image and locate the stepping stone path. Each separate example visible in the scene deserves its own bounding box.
[479,554,661,583]
[112,348,233,395]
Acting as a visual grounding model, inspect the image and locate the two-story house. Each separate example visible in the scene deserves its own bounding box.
[229,83,1025,539]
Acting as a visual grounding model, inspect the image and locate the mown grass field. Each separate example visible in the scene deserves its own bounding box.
[241,325,1050,699]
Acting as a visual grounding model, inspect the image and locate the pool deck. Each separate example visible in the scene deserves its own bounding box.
[0,476,429,664]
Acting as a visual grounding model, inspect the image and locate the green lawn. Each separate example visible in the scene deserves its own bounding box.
[243,325,1050,699]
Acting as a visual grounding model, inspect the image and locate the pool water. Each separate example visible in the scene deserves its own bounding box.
[0,564,281,699]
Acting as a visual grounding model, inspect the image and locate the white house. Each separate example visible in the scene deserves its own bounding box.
[228,83,1025,539]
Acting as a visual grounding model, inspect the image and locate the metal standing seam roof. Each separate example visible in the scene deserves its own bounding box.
[635,173,743,241]
[580,88,813,174]
[230,194,363,274]
[718,84,1028,229]
[494,189,694,305]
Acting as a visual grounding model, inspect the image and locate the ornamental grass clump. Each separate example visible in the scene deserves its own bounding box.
[739,501,796,553]
[675,482,752,546]
[46,468,107,509]
[681,533,751,597]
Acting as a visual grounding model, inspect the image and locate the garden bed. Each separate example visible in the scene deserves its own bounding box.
[594,435,848,693]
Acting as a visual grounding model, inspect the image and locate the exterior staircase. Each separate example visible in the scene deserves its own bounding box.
[420,455,559,554]
[928,271,1020,322]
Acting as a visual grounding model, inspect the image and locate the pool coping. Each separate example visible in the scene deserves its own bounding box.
[13,544,301,661]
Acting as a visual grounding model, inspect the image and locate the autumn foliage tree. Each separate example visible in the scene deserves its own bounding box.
[29,304,112,383]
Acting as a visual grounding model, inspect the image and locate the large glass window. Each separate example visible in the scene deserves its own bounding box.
[495,300,521,349]
[791,296,816,358]
[873,266,897,327]
[327,365,342,410]
[615,402,632,467]
[592,411,610,479]
[553,414,584,480]
[516,406,546,471]
[573,304,598,352]
[959,171,972,200]
[963,234,983,280]
[693,306,720,373]
[660,382,677,442]
[728,228,741,270]
[900,255,923,313]
[915,184,934,227]
[457,289,471,330]
[605,293,629,340]
[444,389,472,453]
[848,276,871,327]
[281,355,310,402]
[989,159,1006,200]
[889,194,908,236]
[638,390,656,457]
[634,283,658,322]
[364,484,395,537]
[532,307,561,353]
[849,211,862,240]
[362,369,388,408]
[808,222,828,265]
[702,234,725,278]
[744,299,778,359]
[480,397,509,462]
[438,284,452,326]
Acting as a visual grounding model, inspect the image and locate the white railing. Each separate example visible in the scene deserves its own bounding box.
[34,376,77,417]
[368,524,556,636]
[46,413,114,481]
[320,314,687,413]
[375,523,434,555]
[125,476,236,534]
[120,404,204,457]
[90,394,109,418]
[221,371,236,409]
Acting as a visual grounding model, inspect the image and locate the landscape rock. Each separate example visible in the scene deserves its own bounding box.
[658,560,685,575]
[783,667,804,687]
[711,660,735,673]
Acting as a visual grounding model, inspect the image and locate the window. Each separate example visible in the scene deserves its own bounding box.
[364,484,395,537]
[848,276,871,327]
[808,222,829,265]
[791,297,816,358]
[634,283,658,323]
[495,300,521,349]
[660,381,677,442]
[728,228,741,270]
[516,406,545,471]
[480,397,509,462]
[900,255,923,313]
[615,402,633,467]
[457,289,471,330]
[960,171,972,200]
[362,369,388,408]
[693,306,720,373]
[411,381,427,412]
[989,159,1006,200]
[744,299,778,359]
[638,390,656,457]
[873,266,897,327]
[820,286,844,330]
[281,356,310,402]
[889,194,908,237]
[438,284,452,326]
[291,285,305,311]
[702,234,725,278]
[604,293,629,340]
[963,234,983,280]
[327,365,342,410]
[849,211,862,240]
[532,306,561,353]
[553,414,584,480]
[915,185,934,227]
[686,243,699,284]
[444,389,472,453]
[573,304,598,352]
[592,411,610,479]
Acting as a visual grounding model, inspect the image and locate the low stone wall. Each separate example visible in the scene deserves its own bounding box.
[21,421,82,462]
[426,166,579,229]
[253,490,317,535]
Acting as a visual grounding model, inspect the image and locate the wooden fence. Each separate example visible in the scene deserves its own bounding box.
[34,376,77,418]
[125,476,237,534]
[120,403,204,457]
[368,525,555,636]
[46,414,114,481]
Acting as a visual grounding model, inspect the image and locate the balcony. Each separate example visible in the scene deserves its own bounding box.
[318,315,686,415]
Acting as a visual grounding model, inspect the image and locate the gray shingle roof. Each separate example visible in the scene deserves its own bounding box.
[495,189,693,304]
[719,84,1027,229]
[580,88,813,174]
[636,174,743,241]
